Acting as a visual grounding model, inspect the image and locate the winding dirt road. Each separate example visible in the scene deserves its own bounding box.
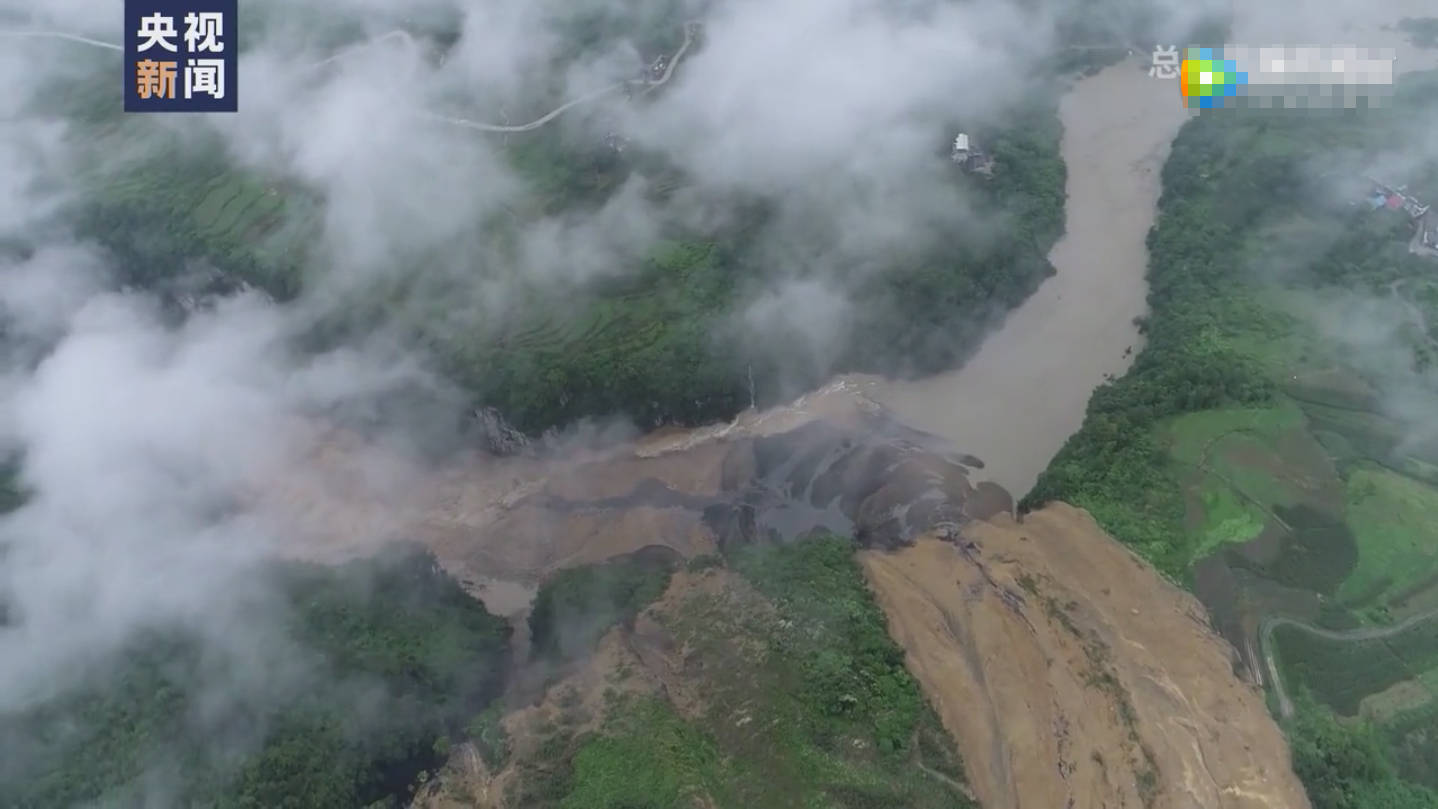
[1260,606,1438,718]
[0,30,120,49]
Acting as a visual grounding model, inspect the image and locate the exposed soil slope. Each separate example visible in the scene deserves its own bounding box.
[861,504,1310,809]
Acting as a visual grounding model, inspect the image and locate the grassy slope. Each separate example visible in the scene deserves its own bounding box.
[1342,468,1438,605]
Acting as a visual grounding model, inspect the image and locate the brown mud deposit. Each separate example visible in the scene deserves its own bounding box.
[861,505,1310,809]
[256,385,1000,611]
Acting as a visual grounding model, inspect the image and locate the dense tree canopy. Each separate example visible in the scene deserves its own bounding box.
[0,548,511,809]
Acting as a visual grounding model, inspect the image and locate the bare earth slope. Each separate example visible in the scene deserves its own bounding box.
[862,504,1310,809]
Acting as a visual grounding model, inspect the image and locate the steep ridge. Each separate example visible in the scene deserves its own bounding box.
[862,506,1310,809]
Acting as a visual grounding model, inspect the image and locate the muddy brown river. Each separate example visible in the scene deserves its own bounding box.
[855,2,1438,501]
[855,59,1188,500]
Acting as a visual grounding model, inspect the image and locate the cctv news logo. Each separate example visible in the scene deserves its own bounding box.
[124,0,237,112]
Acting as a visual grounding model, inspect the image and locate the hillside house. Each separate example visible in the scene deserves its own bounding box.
[1363,178,1436,259]
[951,133,970,162]
[1369,178,1430,219]
[951,132,995,175]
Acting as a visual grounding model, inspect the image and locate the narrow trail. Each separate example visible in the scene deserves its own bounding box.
[423,20,698,132]
[1188,427,1295,533]
[1259,606,1438,718]
[0,21,699,133]
[915,761,978,802]
[0,30,121,49]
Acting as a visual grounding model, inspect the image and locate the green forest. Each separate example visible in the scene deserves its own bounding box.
[49,36,1066,434]
[0,549,511,809]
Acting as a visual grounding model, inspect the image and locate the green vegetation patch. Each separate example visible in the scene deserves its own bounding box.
[1388,699,1438,791]
[1287,696,1438,809]
[1210,436,1308,510]
[70,143,310,300]
[53,28,1069,439]
[529,548,678,662]
[1190,475,1267,558]
[0,547,512,809]
[1258,505,1359,595]
[1165,405,1305,467]
[511,537,973,809]
[728,537,928,756]
[1164,405,1340,563]
[1340,467,1438,608]
[712,536,974,808]
[449,93,1067,434]
[561,697,738,809]
[1274,618,1438,716]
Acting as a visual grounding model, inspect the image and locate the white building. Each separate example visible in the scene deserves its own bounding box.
[951,133,970,162]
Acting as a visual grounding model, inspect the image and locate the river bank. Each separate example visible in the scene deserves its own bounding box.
[855,57,1187,500]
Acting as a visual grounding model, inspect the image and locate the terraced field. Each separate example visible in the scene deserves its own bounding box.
[71,137,316,298]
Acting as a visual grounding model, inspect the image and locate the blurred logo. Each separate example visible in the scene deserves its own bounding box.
[124,0,236,112]
[1179,47,1248,109]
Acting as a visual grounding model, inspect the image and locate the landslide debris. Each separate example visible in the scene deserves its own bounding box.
[861,503,1311,809]
[258,389,1308,809]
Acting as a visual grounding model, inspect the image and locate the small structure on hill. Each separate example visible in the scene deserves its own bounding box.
[951,132,996,176]
[951,133,970,163]
[1368,178,1431,218]
[1365,178,1436,260]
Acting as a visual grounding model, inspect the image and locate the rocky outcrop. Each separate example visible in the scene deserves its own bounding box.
[471,407,530,457]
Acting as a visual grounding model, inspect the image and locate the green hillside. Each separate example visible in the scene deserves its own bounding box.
[0,548,512,809]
